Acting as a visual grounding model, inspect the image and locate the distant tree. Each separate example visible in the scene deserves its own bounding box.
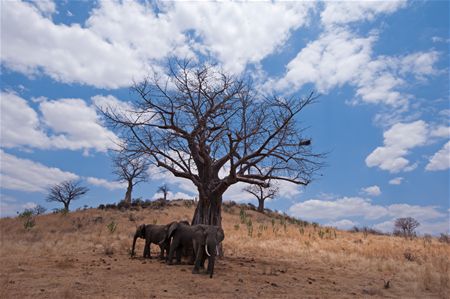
[33,205,47,215]
[157,184,170,203]
[394,217,420,239]
[46,180,89,212]
[243,181,279,213]
[113,152,149,205]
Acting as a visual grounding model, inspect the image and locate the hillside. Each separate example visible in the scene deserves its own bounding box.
[0,200,448,298]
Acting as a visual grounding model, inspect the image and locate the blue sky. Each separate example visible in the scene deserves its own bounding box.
[1,0,449,235]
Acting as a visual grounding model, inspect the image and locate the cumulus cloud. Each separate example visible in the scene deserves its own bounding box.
[361,185,381,196]
[325,219,358,230]
[0,92,50,149]
[152,191,194,201]
[85,177,126,191]
[40,98,120,153]
[0,195,37,217]
[320,0,406,27]
[289,196,445,222]
[389,177,404,185]
[425,141,450,171]
[366,120,428,172]
[0,150,78,192]
[1,92,120,153]
[1,0,316,88]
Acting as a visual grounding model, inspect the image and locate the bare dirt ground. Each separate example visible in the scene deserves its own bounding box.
[1,201,448,298]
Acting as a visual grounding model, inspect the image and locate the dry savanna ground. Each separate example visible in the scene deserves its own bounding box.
[0,200,449,298]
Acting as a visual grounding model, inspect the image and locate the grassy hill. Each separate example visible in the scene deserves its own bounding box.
[1,200,448,298]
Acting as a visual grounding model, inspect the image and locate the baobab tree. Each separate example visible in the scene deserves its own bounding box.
[244,181,279,213]
[113,152,149,204]
[47,180,89,211]
[102,60,323,226]
[157,184,170,203]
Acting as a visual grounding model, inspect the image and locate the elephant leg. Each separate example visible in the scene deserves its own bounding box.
[158,244,165,260]
[192,245,203,274]
[144,239,152,259]
[176,247,182,264]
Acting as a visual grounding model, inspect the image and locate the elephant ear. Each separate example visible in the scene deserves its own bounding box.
[192,224,208,240]
[216,227,225,243]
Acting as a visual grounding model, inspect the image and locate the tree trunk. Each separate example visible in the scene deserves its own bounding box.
[191,193,222,227]
[257,198,264,213]
[63,201,70,212]
[124,181,133,204]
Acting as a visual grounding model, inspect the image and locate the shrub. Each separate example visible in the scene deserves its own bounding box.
[439,233,450,244]
[18,209,35,230]
[107,220,118,233]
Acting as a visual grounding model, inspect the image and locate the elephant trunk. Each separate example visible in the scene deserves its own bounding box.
[131,233,139,257]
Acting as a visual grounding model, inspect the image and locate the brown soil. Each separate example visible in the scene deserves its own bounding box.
[0,201,448,298]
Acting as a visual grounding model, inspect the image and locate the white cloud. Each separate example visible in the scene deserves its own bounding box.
[362,185,381,196]
[167,1,314,74]
[152,191,193,201]
[366,120,428,172]
[0,92,50,149]
[1,92,120,153]
[86,177,126,191]
[1,1,144,88]
[40,98,120,152]
[389,177,404,185]
[425,141,450,171]
[320,0,406,27]
[289,196,445,222]
[32,0,56,16]
[1,1,316,88]
[0,195,38,217]
[0,150,78,192]
[325,219,357,230]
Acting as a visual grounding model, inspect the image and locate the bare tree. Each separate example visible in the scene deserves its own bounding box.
[394,217,420,238]
[46,180,89,211]
[244,182,279,213]
[101,60,323,226]
[113,152,149,204]
[157,184,170,203]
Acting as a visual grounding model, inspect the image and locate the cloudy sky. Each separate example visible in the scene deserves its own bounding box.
[1,0,448,235]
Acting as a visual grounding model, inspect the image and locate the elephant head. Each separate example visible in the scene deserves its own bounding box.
[131,224,146,257]
[192,225,225,278]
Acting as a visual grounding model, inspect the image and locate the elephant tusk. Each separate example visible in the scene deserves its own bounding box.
[216,245,219,256]
[205,244,211,257]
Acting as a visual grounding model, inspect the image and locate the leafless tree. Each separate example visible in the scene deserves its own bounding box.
[113,152,149,204]
[244,181,279,213]
[394,217,420,238]
[46,180,89,211]
[157,184,170,203]
[101,60,323,226]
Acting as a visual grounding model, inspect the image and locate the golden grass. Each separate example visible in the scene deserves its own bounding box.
[1,201,449,297]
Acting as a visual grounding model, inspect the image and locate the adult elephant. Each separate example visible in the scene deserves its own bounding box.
[165,221,194,265]
[191,224,225,278]
[131,222,175,259]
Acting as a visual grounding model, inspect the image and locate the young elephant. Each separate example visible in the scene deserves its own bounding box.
[131,222,174,259]
[165,220,195,265]
[191,224,225,278]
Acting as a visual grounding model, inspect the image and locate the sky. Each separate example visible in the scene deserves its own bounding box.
[0,0,449,235]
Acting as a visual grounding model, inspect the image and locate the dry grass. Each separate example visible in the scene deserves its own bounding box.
[1,200,448,298]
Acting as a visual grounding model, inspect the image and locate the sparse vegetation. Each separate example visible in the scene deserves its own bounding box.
[18,209,35,229]
[394,217,420,239]
[1,200,448,298]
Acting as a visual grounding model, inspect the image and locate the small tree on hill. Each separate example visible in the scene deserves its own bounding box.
[47,180,89,212]
[394,217,420,239]
[157,184,170,203]
[113,152,149,205]
[243,182,279,213]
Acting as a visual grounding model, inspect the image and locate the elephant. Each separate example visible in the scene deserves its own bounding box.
[131,222,175,259]
[164,220,195,265]
[191,224,225,278]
